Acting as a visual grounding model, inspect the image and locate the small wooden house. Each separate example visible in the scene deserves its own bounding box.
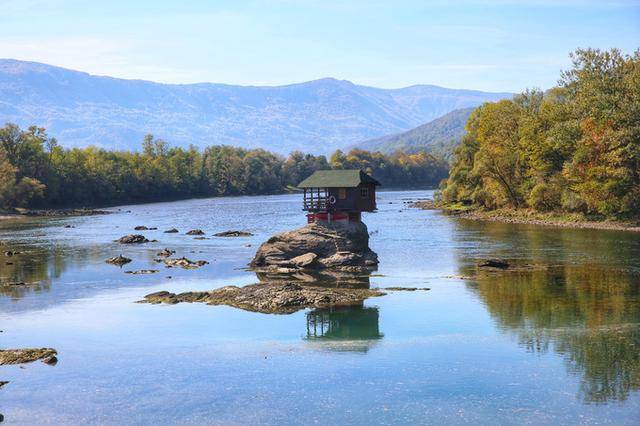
[298,169,381,223]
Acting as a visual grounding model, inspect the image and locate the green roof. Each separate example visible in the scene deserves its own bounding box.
[298,169,381,188]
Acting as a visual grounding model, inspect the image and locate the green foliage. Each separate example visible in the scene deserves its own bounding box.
[328,148,448,189]
[442,48,640,219]
[0,125,448,210]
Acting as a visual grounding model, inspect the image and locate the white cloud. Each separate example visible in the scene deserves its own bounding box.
[0,37,131,73]
[0,36,213,83]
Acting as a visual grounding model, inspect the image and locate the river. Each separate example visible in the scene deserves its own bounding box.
[1,190,639,424]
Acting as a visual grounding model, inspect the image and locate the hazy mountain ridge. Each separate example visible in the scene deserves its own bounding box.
[353,107,475,159]
[0,59,510,154]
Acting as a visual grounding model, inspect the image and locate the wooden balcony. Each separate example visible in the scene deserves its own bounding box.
[302,188,328,211]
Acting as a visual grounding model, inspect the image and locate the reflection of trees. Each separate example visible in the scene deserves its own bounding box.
[305,306,383,353]
[454,219,640,271]
[0,244,90,300]
[1,247,54,299]
[466,265,640,404]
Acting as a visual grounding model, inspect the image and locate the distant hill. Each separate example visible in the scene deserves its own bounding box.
[353,107,475,160]
[0,59,510,154]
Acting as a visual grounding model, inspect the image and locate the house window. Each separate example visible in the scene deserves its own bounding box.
[360,187,369,198]
[338,188,347,199]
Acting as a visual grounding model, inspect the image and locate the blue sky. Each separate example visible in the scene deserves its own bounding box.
[0,0,638,91]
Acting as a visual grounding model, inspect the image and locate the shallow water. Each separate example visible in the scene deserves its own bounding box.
[1,190,639,424]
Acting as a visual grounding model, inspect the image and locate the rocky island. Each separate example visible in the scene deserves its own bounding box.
[250,221,378,273]
[140,282,384,314]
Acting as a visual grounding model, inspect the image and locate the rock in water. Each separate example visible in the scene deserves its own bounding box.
[186,229,205,235]
[105,255,132,266]
[478,259,510,269]
[125,269,159,275]
[134,226,149,230]
[156,248,175,257]
[42,355,58,365]
[163,257,209,269]
[214,230,253,237]
[139,282,385,314]
[251,222,378,272]
[116,234,149,244]
[0,348,57,365]
[164,228,179,233]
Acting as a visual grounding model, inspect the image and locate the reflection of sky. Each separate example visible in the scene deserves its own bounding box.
[1,190,640,423]
[3,285,639,424]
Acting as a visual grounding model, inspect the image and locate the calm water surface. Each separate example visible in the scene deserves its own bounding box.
[1,190,639,424]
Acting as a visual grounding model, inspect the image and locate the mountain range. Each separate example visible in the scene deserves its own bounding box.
[0,59,510,155]
[353,107,474,160]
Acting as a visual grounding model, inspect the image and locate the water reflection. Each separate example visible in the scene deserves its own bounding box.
[0,245,61,299]
[255,270,384,352]
[305,306,383,352]
[255,269,372,288]
[458,249,640,403]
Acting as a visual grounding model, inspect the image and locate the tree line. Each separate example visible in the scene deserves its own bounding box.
[441,48,640,219]
[0,126,448,210]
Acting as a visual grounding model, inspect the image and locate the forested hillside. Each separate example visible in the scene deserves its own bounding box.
[355,107,474,160]
[441,48,640,219]
[0,124,448,210]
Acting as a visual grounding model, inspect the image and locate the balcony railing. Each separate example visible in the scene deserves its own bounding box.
[303,197,328,211]
[302,188,328,211]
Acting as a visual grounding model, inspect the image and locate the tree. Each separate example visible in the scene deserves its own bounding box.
[441,48,640,218]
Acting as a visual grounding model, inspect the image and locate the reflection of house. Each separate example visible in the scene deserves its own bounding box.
[305,306,383,352]
[298,169,380,224]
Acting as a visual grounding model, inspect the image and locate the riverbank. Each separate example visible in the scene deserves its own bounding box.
[0,208,112,221]
[410,201,640,232]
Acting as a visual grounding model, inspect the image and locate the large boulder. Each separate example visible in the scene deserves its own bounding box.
[251,222,378,272]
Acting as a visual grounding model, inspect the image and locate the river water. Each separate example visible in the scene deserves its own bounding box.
[1,190,639,424]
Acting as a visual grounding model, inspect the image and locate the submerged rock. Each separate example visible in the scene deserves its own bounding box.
[255,268,373,289]
[125,269,159,275]
[0,348,57,365]
[116,234,149,244]
[214,230,253,237]
[105,255,132,266]
[384,287,431,291]
[163,257,209,269]
[0,381,8,389]
[139,282,385,314]
[164,228,179,233]
[251,222,378,273]
[42,355,58,365]
[478,259,510,269]
[156,248,175,257]
[186,229,205,235]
